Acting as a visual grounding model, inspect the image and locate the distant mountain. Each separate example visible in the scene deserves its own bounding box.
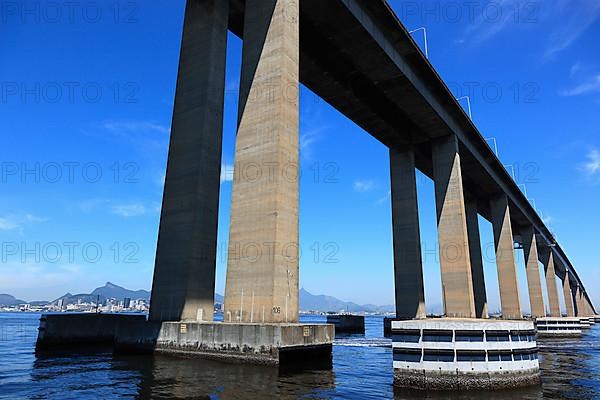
[91,282,150,301]
[0,294,26,306]
[4,283,395,314]
[52,282,150,305]
[299,288,394,313]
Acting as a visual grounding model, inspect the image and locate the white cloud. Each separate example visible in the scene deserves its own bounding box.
[560,74,600,97]
[353,180,375,193]
[0,217,19,231]
[0,214,47,232]
[543,1,600,59]
[102,121,170,135]
[80,199,150,218]
[111,203,146,218]
[582,149,600,177]
[570,62,583,78]
[464,0,516,45]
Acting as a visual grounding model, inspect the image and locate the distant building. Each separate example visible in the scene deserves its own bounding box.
[123,298,131,309]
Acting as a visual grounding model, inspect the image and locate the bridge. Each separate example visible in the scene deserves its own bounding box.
[36,0,598,391]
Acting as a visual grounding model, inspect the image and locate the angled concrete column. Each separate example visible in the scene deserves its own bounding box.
[432,135,475,318]
[540,250,561,317]
[521,227,545,318]
[465,200,488,319]
[490,195,521,319]
[390,146,426,319]
[575,286,584,317]
[149,0,229,322]
[224,0,299,323]
[562,273,575,317]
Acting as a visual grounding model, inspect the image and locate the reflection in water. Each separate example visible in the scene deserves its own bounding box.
[127,354,336,399]
[1,313,600,399]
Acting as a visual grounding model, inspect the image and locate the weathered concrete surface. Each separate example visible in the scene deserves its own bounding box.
[521,227,546,318]
[432,135,476,318]
[35,313,146,350]
[116,321,334,366]
[390,146,426,319]
[224,0,300,324]
[541,250,561,318]
[149,0,229,322]
[393,369,541,391]
[490,195,522,319]
[326,315,365,334]
[465,199,488,319]
[562,274,576,318]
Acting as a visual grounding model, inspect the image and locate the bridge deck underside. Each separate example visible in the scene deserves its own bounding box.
[227,0,584,291]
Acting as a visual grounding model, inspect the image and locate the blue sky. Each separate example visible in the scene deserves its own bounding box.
[1,0,599,315]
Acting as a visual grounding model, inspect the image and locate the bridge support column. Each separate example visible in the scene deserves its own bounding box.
[390,146,426,319]
[224,0,300,323]
[522,227,546,318]
[562,273,575,317]
[490,195,522,319]
[541,250,561,317]
[149,0,229,322]
[465,200,488,318]
[432,135,475,318]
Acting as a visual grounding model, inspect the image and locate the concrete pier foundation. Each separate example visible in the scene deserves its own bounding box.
[36,314,334,368]
[392,319,540,390]
[35,313,146,350]
[115,321,334,367]
[326,315,365,334]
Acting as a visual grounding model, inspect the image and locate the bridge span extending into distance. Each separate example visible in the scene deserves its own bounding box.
[36,0,598,391]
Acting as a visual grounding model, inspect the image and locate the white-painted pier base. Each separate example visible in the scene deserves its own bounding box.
[392,319,540,390]
[536,317,582,338]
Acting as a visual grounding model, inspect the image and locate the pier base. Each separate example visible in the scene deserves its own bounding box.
[115,320,334,367]
[580,317,592,329]
[535,317,582,338]
[35,313,146,350]
[35,314,334,368]
[392,319,540,391]
[326,315,365,334]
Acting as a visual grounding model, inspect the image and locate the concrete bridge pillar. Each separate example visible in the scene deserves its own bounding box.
[432,135,476,318]
[521,227,546,318]
[149,0,229,322]
[490,195,522,319]
[575,286,583,317]
[390,147,426,319]
[465,199,488,318]
[224,0,300,323]
[541,250,561,317]
[562,273,575,317]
